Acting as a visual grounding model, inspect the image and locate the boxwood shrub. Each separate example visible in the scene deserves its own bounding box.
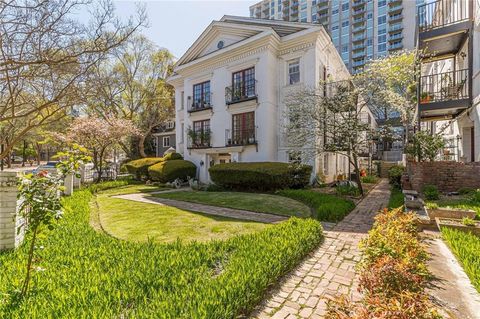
[388,165,405,188]
[124,153,184,180]
[0,184,323,318]
[148,159,197,183]
[209,162,312,191]
[123,157,164,179]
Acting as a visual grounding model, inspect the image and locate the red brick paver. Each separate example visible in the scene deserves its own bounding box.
[251,179,391,319]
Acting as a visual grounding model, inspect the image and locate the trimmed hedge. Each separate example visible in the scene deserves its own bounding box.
[209,162,312,191]
[278,189,355,222]
[124,153,184,180]
[123,157,164,179]
[148,159,197,183]
[0,183,323,318]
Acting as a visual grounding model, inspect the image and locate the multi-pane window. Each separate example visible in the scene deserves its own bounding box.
[192,81,211,109]
[288,59,300,85]
[232,67,255,98]
[378,15,386,24]
[341,3,349,11]
[378,0,386,7]
[378,43,387,52]
[163,137,170,147]
[193,119,210,146]
[341,21,349,27]
[232,112,255,145]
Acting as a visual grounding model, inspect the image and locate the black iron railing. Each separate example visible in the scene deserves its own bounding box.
[187,130,211,149]
[225,80,257,105]
[225,128,257,146]
[418,0,470,32]
[419,69,469,104]
[187,93,212,112]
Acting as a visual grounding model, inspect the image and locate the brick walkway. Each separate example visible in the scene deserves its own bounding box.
[251,179,391,319]
[112,191,288,224]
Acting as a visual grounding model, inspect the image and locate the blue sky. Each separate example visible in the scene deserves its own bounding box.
[113,1,258,59]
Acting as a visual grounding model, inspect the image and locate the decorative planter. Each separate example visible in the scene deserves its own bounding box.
[435,217,480,236]
[426,207,476,221]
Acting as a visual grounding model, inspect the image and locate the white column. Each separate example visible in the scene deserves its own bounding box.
[64,174,74,195]
[0,172,23,250]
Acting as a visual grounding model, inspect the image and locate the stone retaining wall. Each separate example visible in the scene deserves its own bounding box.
[407,161,480,193]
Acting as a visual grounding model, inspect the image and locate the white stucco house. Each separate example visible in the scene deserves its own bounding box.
[168,16,366,183]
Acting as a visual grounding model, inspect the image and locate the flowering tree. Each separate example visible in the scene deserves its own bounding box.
[17,172,64,296]
[0,0,145,160]
[66,117,138,182]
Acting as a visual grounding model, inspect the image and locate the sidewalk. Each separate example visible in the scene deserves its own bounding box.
[251,179,391,319]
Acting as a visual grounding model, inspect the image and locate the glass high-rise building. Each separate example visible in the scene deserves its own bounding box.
[249,0,419,74]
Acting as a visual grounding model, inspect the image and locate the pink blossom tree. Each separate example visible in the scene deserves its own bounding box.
[66,117,138,182]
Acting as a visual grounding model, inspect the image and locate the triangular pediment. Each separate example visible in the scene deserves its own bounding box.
[176,22,270,66]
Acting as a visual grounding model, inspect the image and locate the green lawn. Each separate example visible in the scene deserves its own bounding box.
[0,182,323,318]
[276,189,355,222]
[153,191,312,218]
[97,192,269,243]
[388,187,404,209]
[441,227,480,293]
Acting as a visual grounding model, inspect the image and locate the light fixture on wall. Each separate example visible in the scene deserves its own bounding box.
[460,52,466,60]
[199,160,204,166]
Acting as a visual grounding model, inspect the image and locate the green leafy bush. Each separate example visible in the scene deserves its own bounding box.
[209,162,312,191]
[148,160,197,183]
[422,184,439,200]
[388,165,404,188]
[0,184,323,318]
[441,227,480,293]
[361,175,378,184]
[278,189,355,222]
[123,157,164,179]
[336,184,360,196]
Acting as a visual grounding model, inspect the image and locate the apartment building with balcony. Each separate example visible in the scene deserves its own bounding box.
[249,0,418,74]
[167,16,354,183]
[416,0,479,162]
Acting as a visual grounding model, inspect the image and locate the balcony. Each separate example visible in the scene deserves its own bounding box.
[318,13,329,23]
[352,16,365,25]
[187,94,212,113]
[419,69,470,119]
[225,128,257,147]
[352,42,365,50]
[388,23,403,33]
[352,33,366,42]
[389,14,402,23]
[417,0,471,56]
[352,0,365,8]
[388,42,403,51]
[389,3,402,13]
[352,50,366,59]
[352,59,365,67]
[352,8,366,16]
[187,131,211,149]
[389,32,403,41]
[317,0,328,9]
[225,80,257,105]
[352,24,366,33]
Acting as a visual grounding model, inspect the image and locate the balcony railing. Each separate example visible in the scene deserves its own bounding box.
[388,24,403,32]
[187,131,211,149]
[187,93,212,113]
[225,128,257,146]
[388,42,403,51]
[419,69,469,104]
[389,14,402,22]
[352,33,366,42]
[352,50,366,58]
[352,42,365,50]
[353,16,365,24]
[389,32,403,41]
[225,80,257,105]
[418,0,470,32]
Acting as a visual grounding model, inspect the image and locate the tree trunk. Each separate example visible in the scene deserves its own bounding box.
[21,225,39,297]
[352,153,364,196]
[138,134,147,158]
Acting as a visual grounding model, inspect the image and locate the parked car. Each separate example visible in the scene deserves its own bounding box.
[31,161,59,175]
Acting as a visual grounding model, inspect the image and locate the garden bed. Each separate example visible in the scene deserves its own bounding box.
[436,217,480,236]
[426,206,476,221]
[0,182,323,318]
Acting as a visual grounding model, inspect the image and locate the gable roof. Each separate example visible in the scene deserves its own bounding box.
[176,16,323,67]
